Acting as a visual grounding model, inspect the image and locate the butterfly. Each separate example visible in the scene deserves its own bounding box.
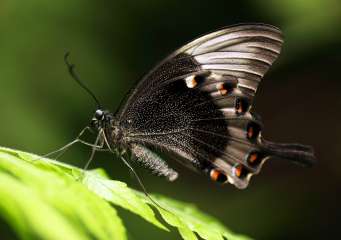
[63,23,316,189]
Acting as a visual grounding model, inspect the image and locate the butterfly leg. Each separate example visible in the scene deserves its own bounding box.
[43,126,106,160]
[130,144,178,182]
[83,130,106,170]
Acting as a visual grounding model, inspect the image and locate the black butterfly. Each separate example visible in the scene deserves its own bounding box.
[63,23,316,189]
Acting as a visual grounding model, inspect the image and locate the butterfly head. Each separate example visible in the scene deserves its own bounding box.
[91,109,113,131]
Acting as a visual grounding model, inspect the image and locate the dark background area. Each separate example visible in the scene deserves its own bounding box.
[0,0,340,239]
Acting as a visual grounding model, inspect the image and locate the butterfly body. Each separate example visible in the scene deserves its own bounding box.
[89,24,316,189]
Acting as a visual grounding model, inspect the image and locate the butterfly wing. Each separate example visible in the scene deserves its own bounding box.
[116,24,315,189]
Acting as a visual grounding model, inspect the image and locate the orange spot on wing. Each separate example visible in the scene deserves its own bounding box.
[235,98,249,114]
[236,100,243,113]
[249,153,258,164]
[216,83,228,96]
[247,151,263,166]
[247,126,254,138]
[246,122,261,140]
[234,164,243,177]
[237,106,243,113]
[210,169,220,181]
[185,76,197,88]
[210,169,227,183]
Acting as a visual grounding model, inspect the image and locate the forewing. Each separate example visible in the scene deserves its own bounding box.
[117,24,283,189]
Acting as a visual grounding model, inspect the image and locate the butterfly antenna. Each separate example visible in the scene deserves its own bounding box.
[100,131,170,212]
[64,52,102,109]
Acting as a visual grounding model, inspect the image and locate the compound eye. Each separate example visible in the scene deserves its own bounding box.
[95,109,104,120]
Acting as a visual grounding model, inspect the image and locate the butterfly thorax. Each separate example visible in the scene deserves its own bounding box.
[107,122,124,147]
[91,109,125,149]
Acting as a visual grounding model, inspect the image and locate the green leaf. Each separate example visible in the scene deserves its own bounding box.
[149,195,251,240]
[0,147,126,240]
[83,170,168,231]
[0,146,251,240]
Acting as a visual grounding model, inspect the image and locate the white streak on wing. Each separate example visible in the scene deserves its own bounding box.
[222,41,282,54]
[194,51,275,65]
[177,24,282,55]
[220,108,253,119]
[187,30,282,55]
[238,82,257,92]
[201,64,266,77]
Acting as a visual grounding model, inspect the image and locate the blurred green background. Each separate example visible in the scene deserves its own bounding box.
[0,0,340,239]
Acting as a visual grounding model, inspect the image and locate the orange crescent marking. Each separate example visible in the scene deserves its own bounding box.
[234,165,243,177]
[249,153,258,164]
[247,126,254,138]
[210,169,220,181]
